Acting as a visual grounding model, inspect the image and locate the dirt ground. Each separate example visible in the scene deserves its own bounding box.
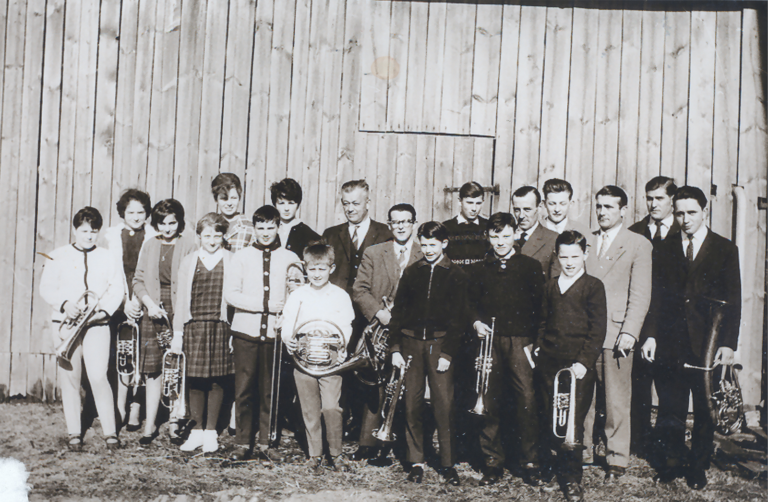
[1,401,766,502]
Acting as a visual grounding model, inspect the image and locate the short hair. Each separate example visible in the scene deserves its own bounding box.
[73,206,103,230]
[388,203,416,222]
[673,185,708,209]
[340,179,370,194]
[487,212,516,233]
[542,179,573,199]
[150,199,186,234]
[556,230,588,253]
[211,172,243,201]
[417,221,448,241]
[196,212,229,235]
[459,181,485,200]
[595,185,628,208]
[116,189,151,219]
[252,205,281,225]
[512,186,542,206]
[270,178,303,205]
[645,176,678,197]
[303,241,335,266]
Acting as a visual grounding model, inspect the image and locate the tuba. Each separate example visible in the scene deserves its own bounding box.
[553,367,578,450]
[116,316,140,387]
[55,290,101,365]
[469,317,495,416]
[373,355,411,442]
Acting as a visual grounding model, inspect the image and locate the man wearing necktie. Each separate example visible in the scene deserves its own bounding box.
[583,186,652,483]
[512,186,559,280]
[352,204,424,463]
[641,186,741,490]
[628,176,680,456]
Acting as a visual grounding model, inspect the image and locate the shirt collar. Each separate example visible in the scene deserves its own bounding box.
[558,268,585,294]
[198,248,224,269]
[685,224,708,242]
[543,217,568,233]
[393,237,413,254]
[520,221,539,237]
[417,254,451,269]
[349,216,371,239]
[282,218,302,231]
[599,222,623,240]
[456,213,480,225]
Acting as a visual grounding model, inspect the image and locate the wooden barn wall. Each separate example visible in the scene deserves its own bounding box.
[0,0,765,407]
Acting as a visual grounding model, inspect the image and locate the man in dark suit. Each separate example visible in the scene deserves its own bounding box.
[351,203,423,463]
[627,176,679,456]
[512,186,559,280]
[641,186,741,490]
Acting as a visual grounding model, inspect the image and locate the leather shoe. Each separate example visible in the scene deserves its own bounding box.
[229,445,250,461]
[479,467,501,486]
[368,453,393,467]
[440,466,461,486]
[686,468,707,490]
[653,468,679,484]
[564,482,584,502]
[605,465,626,483]
[523,466,545,487]
[407,465,424,483]
[350,446,378,461]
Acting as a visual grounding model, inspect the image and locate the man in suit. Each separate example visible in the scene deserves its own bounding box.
[351,203,423,463]
[512,186,559,280]
[641,186,741,490]
[627,176,679,456]
[583,185,653,482]
[541,178,591,237]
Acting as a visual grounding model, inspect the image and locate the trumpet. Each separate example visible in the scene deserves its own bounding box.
[373,355,412,442]
[469,317,495,416]
[161,350,186,413]
[553,367,578,450]
[116,316,140,387]
[55,290,100,365]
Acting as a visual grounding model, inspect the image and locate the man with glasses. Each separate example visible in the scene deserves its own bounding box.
[351,204,423,463]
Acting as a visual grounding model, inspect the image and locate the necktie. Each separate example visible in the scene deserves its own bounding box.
[397,247,408,275]
[352,225,359,250]
[653,222,662,243]
[598,233,608,259]
[516,231,528,248]
[686,234,694,262]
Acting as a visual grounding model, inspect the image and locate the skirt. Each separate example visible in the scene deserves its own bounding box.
[183,320,234,378]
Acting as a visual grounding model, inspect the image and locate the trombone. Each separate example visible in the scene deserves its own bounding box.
[553,367,578,450]
[469,317,495,416]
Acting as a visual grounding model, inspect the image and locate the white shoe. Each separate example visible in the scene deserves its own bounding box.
[202,429,219,453]
[180,429,205,451]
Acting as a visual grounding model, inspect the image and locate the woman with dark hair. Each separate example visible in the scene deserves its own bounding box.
[133,199,196,444]
[100,189,155,431]
[270,178,320,260]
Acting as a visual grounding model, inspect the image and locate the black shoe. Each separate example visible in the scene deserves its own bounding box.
[522,466,545,487]
[230,445,250,461]
[440,466,461,486]
[479,467,501,486]
[605,465,626,483]
[686,469,707,490]
[350,446,378,461]
[125,423,141,432]
[564,482,584,502]
[138,429,159,446]
[407,465,424,483]
[368,452,393,467]
[653,467,679,484]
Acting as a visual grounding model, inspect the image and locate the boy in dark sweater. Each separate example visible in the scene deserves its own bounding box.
[535,231,607,502]
[442,181,490,267]
[389,221,468,486]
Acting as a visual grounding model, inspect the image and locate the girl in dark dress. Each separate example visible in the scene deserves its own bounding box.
[170,213,234,453]
[133,199,196,444]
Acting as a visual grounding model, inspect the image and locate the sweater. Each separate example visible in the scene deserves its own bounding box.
[133,234,197,311]
[442,216,490,267]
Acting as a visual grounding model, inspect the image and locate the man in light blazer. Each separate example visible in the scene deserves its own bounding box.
[583,185,653,482]
[512,186,559,280]
[351,203,424,463]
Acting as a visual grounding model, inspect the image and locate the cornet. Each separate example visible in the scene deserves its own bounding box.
[117,313,140,387]
[553,367,578,450]
[373,355,412,442]
[161,350,186,413]
[55,290,100,365]
[469,317,495,416]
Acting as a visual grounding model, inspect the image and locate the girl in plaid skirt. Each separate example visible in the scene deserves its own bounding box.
[170,213,234,453]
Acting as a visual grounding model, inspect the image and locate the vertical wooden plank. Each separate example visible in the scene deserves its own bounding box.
[195,0,230,219]
[433,135,454,222]
[736,8,767,406]
[174,0,207,221]
[385,1,409,132]
[472,137,495,217]
[0,0,9,129]
[10,353,27,397]
[591,8,623,214]
[375,133,398,221]
[220,0,257,183]
[285,0,310,214]
[710,11,741,236]
[0,353,11,401]
[511,5,546,190]
[659,11,690,186]
[421,3,446,133]
[564,8,599,228]
[358,0,390,132]
[440,3,475,135]
[470,4,502,137]
[538,6,572,184]
[616,10,643,220]
[363,133,381,214]
[414,135,435,221]
[244,0,274,216]
[394,134,417,207]
[450,137,475,217]
[0,0,28,356]
[493,4,521,213]
[404,2,428,133]
[26,354,44,401]
[43,354,58,402]
[634,11,665,220]
[686,11,716,195]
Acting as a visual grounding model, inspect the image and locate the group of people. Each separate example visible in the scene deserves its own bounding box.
[40,172,741,502]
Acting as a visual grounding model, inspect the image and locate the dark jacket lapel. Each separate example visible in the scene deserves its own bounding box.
[339,224,353,261]
[688,229,713,277]
[523,225,548,257]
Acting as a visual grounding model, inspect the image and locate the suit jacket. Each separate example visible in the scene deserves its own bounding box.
[628,215,681,245]
[541,216,592,239]
[520,224,559,280]
[585,224,653,349]
[352,240,424,322]
[322,219,393,295]
[646,229,741,360]
[285,221,321,260]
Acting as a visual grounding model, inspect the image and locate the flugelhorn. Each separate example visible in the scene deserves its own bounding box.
[117,316,140,387]
[553,367,578,450]
[55,290,100,365]
[373,355,412,442]
[161,350,186,413]
[469,317,495,416]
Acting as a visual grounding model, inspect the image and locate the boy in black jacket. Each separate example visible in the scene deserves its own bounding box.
[535,231,607,502]
[389,221,468,486]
